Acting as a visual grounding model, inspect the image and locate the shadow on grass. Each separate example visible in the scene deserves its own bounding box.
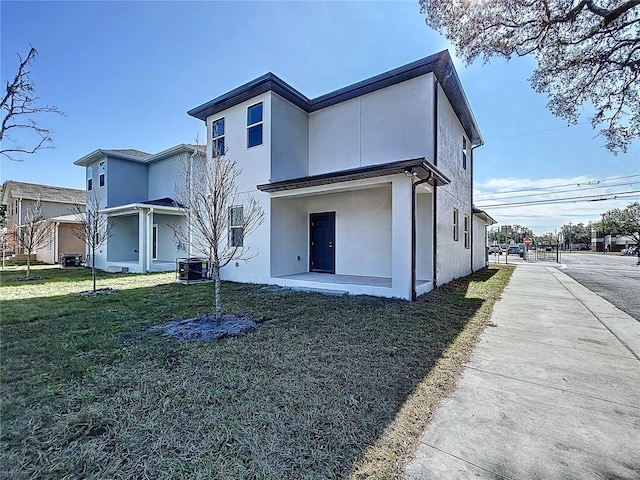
[1,267,508,479]
[0,266,139,287]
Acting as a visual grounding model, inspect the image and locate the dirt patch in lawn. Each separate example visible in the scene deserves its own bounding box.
[8,276,46,282]
[70,288,120,297]
[152,314,262,342]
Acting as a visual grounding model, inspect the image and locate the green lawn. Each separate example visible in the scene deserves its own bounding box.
[1,265,512,479]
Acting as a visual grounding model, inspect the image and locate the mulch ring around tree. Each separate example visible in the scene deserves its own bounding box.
[69,288,120,297]
[8,276,46,282]
[152,314,266,342]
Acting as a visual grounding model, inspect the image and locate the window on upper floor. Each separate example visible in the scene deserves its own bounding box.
[453,208,459,241]
[462,137,468,170]
[87,166,93,191]
[464,215,470,248]
[229,206,244,247]
[247,102,263,148]
[212,117,225,157]
[99,161,106,187]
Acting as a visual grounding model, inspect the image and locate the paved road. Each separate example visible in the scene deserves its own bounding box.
[559,253,640,322]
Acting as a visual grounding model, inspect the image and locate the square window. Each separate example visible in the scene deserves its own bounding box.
[212,118,225,157]
[247,102,263,148]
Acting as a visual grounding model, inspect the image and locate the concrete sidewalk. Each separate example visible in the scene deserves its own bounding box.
[404,264,640,479]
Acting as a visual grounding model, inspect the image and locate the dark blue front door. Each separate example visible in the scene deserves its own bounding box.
[310,212,335,273]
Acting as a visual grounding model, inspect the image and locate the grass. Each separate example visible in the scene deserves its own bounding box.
[1,265,512,479]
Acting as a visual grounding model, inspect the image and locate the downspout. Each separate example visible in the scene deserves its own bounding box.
[412,171,432,301]
[470,143,481,272]
[432,78,439,291]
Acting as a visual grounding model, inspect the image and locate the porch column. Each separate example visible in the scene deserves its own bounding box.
[391,177,413,300]
[138,208,145,273]
[146,208,154,272]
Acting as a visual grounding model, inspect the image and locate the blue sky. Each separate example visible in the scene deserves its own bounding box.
[1,0,638,234]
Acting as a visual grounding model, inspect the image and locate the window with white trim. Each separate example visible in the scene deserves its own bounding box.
[247,102,263,148]
[453,208,459,241]
[87,166,93,191]
[229,206,244,247]
[464,215,470,248]
[99,161,106,187]
[212,117,225,157]
[462,137,468,170]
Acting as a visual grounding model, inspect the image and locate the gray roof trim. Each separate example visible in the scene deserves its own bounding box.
[188,50,483,145]
[142,144,204,164]
[473,207,497,225]
[73,149,152,166]
[257,158,450,193]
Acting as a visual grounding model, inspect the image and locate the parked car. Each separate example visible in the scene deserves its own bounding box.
[489,245,503,254]
[507,245,519,255]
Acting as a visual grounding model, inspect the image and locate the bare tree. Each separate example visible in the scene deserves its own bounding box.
[420,0,640,154]
[1,47,63,161]
[16,199,49,277]
[172,142,265,323]
[72,194,112,292]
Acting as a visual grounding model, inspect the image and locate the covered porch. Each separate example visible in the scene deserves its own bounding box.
[258,158,448,300]
[100,198,186,273]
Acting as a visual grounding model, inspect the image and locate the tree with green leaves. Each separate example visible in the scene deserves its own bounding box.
[601,202,640,263]
[560,222,592,250]
[420,0,639,153]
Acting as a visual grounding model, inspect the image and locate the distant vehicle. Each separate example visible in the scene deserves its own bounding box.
[507,245,519,255]
[488,245,502,254]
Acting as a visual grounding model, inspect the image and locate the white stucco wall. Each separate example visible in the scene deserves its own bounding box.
[271,93,309,182]
[434,83,473,286]
[308,75,435,175]
[472,215,489,271]
[205,93,274,285]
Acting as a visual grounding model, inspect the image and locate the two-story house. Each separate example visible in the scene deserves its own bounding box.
[74,50,494,300]
[186,50,492,300]
[73,146,199,273]
[1,181,86,263]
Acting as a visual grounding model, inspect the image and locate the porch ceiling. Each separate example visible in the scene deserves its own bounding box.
[257,157,450,193]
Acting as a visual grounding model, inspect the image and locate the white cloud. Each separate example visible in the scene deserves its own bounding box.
[474,175,640,234]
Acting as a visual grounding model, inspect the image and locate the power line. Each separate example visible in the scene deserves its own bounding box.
[475,181,639,201]
[477,190,640,208]
[474,173,640,197]
[484,120,592,143]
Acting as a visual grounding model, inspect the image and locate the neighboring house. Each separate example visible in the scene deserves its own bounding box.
[74,50,495,300]
[1,181,86,262]
[34,214,86,264]
[73,146,196,273]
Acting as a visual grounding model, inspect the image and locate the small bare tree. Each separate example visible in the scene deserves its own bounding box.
[1,47,63,161]
[172,142,264,323]
[17,199,49,277]
[72,194,112,292]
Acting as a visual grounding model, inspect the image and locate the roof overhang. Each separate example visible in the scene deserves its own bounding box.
[74,149,150,167]
[188,50,483,146]
[100,202,183,216]
[257,158,450,193]
[473,207,497,225]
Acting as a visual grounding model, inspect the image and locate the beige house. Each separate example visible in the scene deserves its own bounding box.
[1,181,86,263]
